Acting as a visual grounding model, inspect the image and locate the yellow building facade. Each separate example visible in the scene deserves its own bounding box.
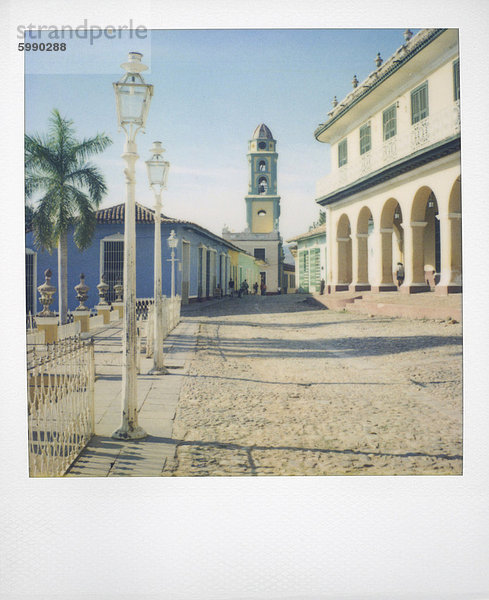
[315,29,461,295]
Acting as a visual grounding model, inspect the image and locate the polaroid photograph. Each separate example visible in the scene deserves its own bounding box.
[2,1,489,599]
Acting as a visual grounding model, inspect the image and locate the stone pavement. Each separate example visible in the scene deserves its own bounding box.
[65,319,199,477]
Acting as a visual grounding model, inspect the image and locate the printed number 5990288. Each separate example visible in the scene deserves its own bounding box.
[18,43,66,51]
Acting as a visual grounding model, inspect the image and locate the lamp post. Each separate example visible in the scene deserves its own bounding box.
[146,141,170,373]
[112,52,153,440]
[167,229,178,298]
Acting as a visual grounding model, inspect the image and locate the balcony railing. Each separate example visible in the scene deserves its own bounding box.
[316,101,460,199]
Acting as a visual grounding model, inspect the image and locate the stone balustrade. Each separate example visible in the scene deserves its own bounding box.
[316,101,460,199]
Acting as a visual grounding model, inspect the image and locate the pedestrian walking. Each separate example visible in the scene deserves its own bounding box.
[242,280,249,295]
[253,282,258,295]
[229,279,235,297]
[260,281,266,296]
[396,262,405,288]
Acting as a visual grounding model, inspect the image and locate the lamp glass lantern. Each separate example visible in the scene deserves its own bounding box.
[146,141,170,191]
[167,229,178,249]
[113,52,153,134]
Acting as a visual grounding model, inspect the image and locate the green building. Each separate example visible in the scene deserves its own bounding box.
[287,224,327,293]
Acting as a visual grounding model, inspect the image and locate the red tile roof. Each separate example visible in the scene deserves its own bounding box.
[96,202,181,224]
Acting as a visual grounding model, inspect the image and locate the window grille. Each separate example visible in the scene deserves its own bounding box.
[411,82,429,124]
[102,240,124,303]
[205,250,211,297]
[453,59,460,101]
[198,247,203,298]
[359,123,371,155]
[26,252,34,315]
[254,248,266,261]
[209,250,216,295]
[383,104,397,140]
[338,139,348,167]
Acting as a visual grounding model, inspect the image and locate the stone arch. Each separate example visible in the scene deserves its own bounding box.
[257,176,268,194]
[407,186,439,290]
[437,176,462,293]
[377,198,402,290]
[353,206,373,289]
[336,214,352,289]
[448,176,461,213]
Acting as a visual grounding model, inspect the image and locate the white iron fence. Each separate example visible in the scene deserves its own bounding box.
[58,320,81,340]
[139,296,182,358]
[27,336,95,477]
[26,329,45,346]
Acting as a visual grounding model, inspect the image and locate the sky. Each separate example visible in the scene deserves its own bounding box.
[25,28,416,243]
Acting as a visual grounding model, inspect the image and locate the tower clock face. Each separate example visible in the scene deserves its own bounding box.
[258,141,266,150]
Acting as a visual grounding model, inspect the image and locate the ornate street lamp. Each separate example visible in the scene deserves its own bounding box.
[112,52,153,440]
[146,141,170,374]
[167,229,178,298]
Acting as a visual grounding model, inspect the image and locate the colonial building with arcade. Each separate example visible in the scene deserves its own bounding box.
[314,28,461,295]
[223,124,284,293]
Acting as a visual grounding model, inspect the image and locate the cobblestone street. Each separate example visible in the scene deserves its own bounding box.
[164,294,463,476]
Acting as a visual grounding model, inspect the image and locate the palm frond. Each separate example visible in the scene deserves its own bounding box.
[66,164,108,206]
[25,172,56,199]
[32,193,57,251]
[72,134,112,162]
[25,134,59,174]
[69,186,97,250]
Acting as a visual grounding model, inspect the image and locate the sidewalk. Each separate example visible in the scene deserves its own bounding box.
[311,290,462,322]
[65,319,198,477]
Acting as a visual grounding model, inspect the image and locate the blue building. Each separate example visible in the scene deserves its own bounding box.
[25,202,245,314]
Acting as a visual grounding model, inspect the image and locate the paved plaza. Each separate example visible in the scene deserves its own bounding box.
[68,294,463,477]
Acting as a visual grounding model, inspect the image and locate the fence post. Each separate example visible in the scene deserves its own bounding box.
[89,338,96,434]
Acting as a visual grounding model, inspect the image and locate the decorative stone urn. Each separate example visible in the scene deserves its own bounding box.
[112,279,124,319]
[97,274,109,306]
[96,273,111,324]
[73,273,90,332]
[37,269,56,317]
[36,269,58,343]
[74,273,89,311]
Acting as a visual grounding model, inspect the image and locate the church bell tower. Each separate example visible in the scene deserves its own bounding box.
[245,124,281,234]
[222,123,284,293]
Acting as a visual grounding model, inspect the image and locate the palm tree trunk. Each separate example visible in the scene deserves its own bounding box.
[58,233,68,325]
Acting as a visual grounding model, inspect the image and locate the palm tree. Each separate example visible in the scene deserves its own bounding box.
[25,109,112,324]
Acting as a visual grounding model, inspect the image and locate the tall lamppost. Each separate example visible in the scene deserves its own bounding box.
[167,230,178,298]
[146,141,170,374]
[112,52,153,440]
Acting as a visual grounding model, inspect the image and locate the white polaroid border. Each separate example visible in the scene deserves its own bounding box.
[2,1,489,599]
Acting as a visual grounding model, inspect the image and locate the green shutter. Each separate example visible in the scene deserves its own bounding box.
[309,248,321,287]
[411,82,429,123]
[299,250,309,292]
[383,105,397,140]
[338,139,348,167]
[360,123,371,155]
